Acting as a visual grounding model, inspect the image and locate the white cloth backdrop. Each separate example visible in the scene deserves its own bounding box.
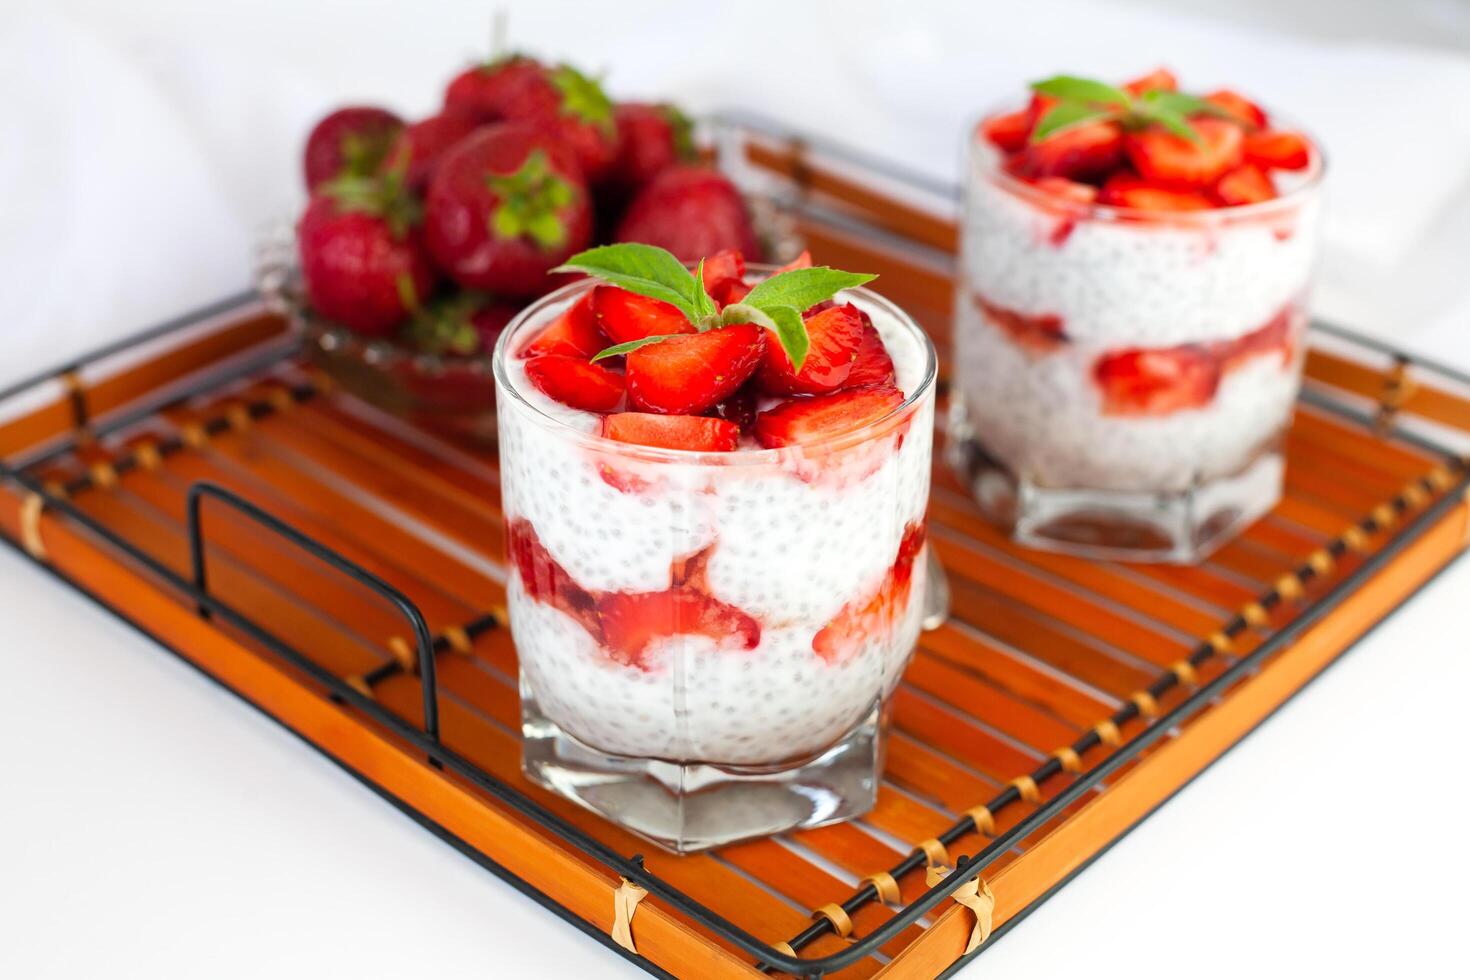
[1,2,1468,978]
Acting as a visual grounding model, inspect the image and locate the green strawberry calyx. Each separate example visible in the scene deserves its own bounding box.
[320,170,422,240]
[402,292,490,356]
[485,150,577,251]
[550,64,615,136]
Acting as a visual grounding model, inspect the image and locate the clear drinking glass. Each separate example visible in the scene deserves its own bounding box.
[949,114,1325,562]
[494,277,937,852]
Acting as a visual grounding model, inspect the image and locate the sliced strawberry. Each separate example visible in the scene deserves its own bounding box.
[813,521,925,662]
[1125,117,1243,186]
[708,384,759,432]
[1093,347,1220,416]
[601,412,740,451]
[625,323,766,414]
[844,319,896,388]
[774,250,813,273]
[1212,165,1277,207]
[699,249,746,286]
[591,285,696,345]
[700,250,751,309]
[524,355,625,412]
[1099,174,1213,212]
[710,277,752,308]
[1122,67,1178,96]
[1204,89,1268,129]
[1010,121,1124,181]
[596,588,759,669]
[972,293,1068,352]
[521,291,605,358]
[1031,177,1099,204]
[980,109,1032,152]
[754,385,904,448]
[758,303,865,395]
[506,518,597,630]
[1243,130,1312,171]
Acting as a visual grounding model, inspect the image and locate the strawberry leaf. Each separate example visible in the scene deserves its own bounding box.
[554,243,704,322]
[1030,75,1131,107]
[590,333,689,362]
[1031,102,1119,143]
[743,267,876,317]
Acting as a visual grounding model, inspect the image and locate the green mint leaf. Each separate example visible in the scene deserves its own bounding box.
[721,303,809,371]
[1031,102,1118,143]
[743,267,876,317]
[553,243,703,323]
[590,334,688,362]
[1030,75,1131,107]
[1140,104,1200,143]
[1142,90,1220,118]
[692,259,718,321]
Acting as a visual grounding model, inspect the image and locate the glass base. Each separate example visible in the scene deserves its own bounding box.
[521,687,883,854]
[948,435,1283,564]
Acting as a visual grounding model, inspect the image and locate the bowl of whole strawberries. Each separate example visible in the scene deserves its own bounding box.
[262,53,791,444]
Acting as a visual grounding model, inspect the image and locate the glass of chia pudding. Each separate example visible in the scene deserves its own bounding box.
[950,68,1324,562]
[493,244,937,852]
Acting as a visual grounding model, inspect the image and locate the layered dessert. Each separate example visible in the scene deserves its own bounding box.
[493,243,936,850]
[952,69,1323,561]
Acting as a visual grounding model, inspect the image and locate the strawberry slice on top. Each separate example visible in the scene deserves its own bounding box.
[591,285,696,345]
[601,412,740,451]
[626,323,766,415]
[524,355,625,412]
[1125,117,1243,186]
[843,317,896,389]
[1243,130,1312,171]
[758,303,865,395]
[754,386,905,449]
[522,290,607,358]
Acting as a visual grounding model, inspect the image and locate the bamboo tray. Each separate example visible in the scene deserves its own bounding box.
[2,115,1468,978]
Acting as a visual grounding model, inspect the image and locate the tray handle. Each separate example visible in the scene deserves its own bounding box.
[185,481,441,747]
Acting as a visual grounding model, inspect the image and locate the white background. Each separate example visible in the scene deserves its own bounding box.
[2,1,1469,977]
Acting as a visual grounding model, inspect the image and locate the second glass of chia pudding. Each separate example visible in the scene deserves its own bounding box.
[950,68,1325,562]
[493,243,937,852]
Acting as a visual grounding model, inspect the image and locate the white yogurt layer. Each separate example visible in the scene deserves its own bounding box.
[954,308,1304,490]
[954,143,1321,492]
[498,292,934,765]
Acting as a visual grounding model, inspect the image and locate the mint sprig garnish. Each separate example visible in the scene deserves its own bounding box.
[1029,73,1231,146]
[557,243,876,370]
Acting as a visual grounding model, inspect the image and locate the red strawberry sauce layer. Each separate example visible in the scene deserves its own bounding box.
[494,261,935,765]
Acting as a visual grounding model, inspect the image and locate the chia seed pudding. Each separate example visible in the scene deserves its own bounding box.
[951,70,1325,561]
[493,255,936,850]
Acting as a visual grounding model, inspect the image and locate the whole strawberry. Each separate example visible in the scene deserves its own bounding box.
[297,175,436,336]
[424,123,592,296]
[606,102,695,190]
[615,165,762,262]
[382,110,485,190]
[443,55,618,182]
[303,106,404,191]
